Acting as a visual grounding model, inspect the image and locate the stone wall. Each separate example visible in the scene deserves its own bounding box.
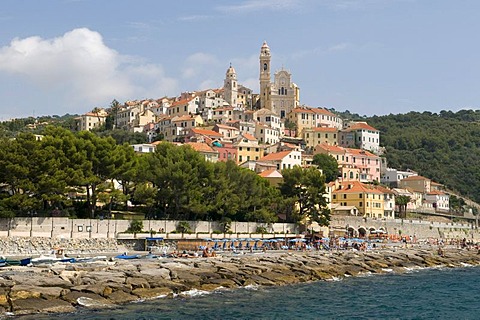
[330,215,479,240]
[0,218,297,240]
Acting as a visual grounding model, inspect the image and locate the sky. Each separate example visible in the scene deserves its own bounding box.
[1,0,480,120]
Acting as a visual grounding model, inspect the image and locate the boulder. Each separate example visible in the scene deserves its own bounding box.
[132,287,173,299]
[62,291,112,307]
[107,290,138,304]
[126,277,150,289]
[139,267,171,280]
[12,298,75,315]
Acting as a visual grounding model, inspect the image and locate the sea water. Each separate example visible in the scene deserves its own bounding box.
[19,266,480,320]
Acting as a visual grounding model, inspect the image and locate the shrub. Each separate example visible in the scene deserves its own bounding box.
[256,226,268,234]
[176,221,192,234]
[126,219,143,233]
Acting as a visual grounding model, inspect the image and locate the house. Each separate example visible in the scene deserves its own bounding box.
[167,96,200,117]
[424,190,450,212]
[213,124,240,140]
[399,175,431,193]
[131,144,156,153]
[314,143,381,182]
[287,107,315,137]
[339,122,380,153]
[311,108,343,129]
[375,185,396,219]
[185,142,219,162]
[332,181,385,218]
[235,133,264,164]
[185,128,223,143]
[213,141,237,162]
[303,127,338,149]
[258,169,283,186]
[212,106,235,123]
[75,109,108,131]
[257,150,302,171]
[255,123,281,145]
[381,168,418,187]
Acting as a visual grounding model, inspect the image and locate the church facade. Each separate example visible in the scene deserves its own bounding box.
[259,41,299,118]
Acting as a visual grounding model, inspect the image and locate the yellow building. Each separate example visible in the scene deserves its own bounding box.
[234,133,264,164]
[332,181,384,218]
[303,127,338,148]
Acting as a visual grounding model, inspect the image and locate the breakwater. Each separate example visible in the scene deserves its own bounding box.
[1,247,479,316]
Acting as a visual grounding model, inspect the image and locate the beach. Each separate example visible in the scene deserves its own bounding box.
[1,244,479,317]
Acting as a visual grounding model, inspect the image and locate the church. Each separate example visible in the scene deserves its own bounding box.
[223,41,300,118]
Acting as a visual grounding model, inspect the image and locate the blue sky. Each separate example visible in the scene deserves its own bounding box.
[1,0,480,120]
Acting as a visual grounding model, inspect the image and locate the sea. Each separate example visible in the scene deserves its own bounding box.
[18,265,480,320]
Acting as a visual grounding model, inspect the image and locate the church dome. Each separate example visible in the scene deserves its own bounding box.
[261,41,270,54]
[226,64,236,75]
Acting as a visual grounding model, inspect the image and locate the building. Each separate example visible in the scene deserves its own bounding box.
[339,122,380,153]
[257,150,302,171]
[234,133,264,164]
[75,109,108,131]
[381,168,418,187]
[185,142,219,162]
[332,181,385,218]
[398,175,432,193]
[259,41,299,118]
[424,190,450,212]
[303,127,338,149]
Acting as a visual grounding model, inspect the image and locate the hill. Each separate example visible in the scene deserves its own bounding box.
[364,110,480,203]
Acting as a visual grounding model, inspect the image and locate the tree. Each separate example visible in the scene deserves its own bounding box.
[280,166,330,226]
[395,195,411,219]
[312,153,339,183]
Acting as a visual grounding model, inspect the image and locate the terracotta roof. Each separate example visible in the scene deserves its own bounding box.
[84,112,107,117]
[190,128,223,137]
[259,169,283,178]
[214,107,234,112]
[185,142,217,153]
[316,143,345,153]
[172,115,196,122]
[345,148,377,157]
[345,122,378,132]
[427,190,447,195]
[310,108,335,116]
[258,150,293,162]
[242,133,257,141]
[171,97,194,107]
[334,181,383,194]
[291,107,314,114]
[215,124,238,130]
[375,185,394,194]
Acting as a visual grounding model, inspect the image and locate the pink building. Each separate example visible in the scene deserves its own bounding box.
[213,142,238,162]
[314,143,381,183]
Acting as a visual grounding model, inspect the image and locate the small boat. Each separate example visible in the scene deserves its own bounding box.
[115,253,140,260]
[30,248,75,265]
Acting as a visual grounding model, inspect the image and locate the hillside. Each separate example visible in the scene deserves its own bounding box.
[364,110,480,203]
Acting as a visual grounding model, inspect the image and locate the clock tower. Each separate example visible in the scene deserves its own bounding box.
[259,41,271,110]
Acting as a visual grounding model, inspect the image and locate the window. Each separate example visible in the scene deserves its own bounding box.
[333,195,337,199]
[359,202,362,207]
[343,194,347,199]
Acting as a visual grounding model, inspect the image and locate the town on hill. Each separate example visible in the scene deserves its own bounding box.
[0,42,478,238]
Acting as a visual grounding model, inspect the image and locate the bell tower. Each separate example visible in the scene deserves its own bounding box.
[259,41,271,110]
[224,63,237,107]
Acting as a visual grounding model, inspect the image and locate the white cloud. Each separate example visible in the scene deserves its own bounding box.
[216,0,302,13]
[178,15,211,22]
[0,28,178,113]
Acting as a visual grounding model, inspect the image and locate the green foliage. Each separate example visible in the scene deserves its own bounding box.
[176,221,192,234]
[255,226,268,234]
[312,153,339,182]
[126,219,143,233]
[367,110,480,203]
[280,166,330,226]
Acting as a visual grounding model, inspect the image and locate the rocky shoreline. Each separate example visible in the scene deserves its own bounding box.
[1,246,479,317]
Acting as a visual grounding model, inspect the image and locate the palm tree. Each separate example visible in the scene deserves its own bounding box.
[395,195,411,219]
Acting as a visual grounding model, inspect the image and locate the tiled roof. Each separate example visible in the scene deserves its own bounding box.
[334,181,383,194]
[242,133,257,141]
[316,143,345,153]
[190,128,223,137]
[258,150,292,162]
[345,148,376,157]
[345,122,378,132]
[185,142,217,153]
[216,124,238,130]
[291,107,314,114]
[171,97,194,107]
[310,108,335,116]
[259,169,283,178]
[427,190,447,195]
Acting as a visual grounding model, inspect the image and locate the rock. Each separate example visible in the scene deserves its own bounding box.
[132,287,173,299]
[12,298,75,315]
[139,267,171,280]
[6,273,73,289]
[126,277,150,289]
[107,290,138,304]
[62,291,112,307]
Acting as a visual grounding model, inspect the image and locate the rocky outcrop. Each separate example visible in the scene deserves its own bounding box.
[0,247,478,316]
